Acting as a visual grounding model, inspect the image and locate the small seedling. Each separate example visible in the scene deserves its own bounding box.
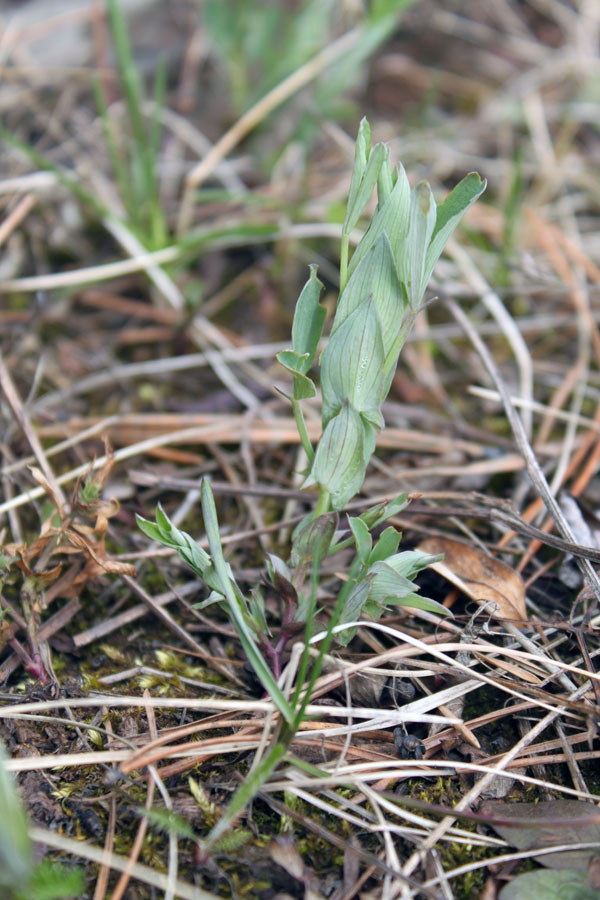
[138,117,485,848]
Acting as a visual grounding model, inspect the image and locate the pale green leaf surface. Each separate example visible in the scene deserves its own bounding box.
[320,297,385,426]
[386,549,442,580]
[421,172,486,293]
[367,526,401,564]
[276,349,311,377]
[367,561,422,605]
[376,145,394,204]
[343,117,370,232]
[343,141,386,235]
[135,515,164,544]
[336,578,373,645]
[292,373,317,401]
[360,494,410,529]
[305,405,369,509]
[348,164,411,277]
[275,350,317,400]
[381,591,449,614]
[290,265,325,370]
[290,513,338,568]
[348,516,372,565]
[333,233,404,360]
[398,181,437,309]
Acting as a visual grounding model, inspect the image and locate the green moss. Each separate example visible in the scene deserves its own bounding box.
[405,777,497,899]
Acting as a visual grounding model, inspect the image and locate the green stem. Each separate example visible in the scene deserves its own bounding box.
[291,398,314,465]
[290,549,324,712]
[293,553,363,724]
[339,232,350,294]
[314,488,331,517]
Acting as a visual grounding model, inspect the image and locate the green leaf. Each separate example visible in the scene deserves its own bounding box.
[200,479,294,723]
[385,549,441,580]
[348,516,372,565]
[276,350,317,400]
[336,578,373,645]
[333,233,404,363]
[135,515,164,544]
[364,552,449,616]
[348,164,411,278]
[398,180,437,309]
[290,513,338,568]
[367,561,424,606]
[212,828,252,854]
[192,592,224,610]
[368,0,418,21]
[248,588,269,636]
[320,296,385,428]
[277,265,324,402]
[343,118,370,232]
[360,494,411,529]
[0,741,33,894]
[290,265,325,371]
[155,502,172,535]
[137,507,218,585]
[367,526,401,564]
[343,141,386,235]
[304,405,370,510]
[376,145,395,205]
[499,870,600,900]
[421,172,486,294]
[381,591,449,614]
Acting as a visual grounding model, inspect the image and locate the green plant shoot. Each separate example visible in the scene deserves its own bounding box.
[137,117,484,852]
[295,119,486,510]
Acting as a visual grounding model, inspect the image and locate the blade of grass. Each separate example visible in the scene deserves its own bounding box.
[200,741,288,852]
[93,77,135,220]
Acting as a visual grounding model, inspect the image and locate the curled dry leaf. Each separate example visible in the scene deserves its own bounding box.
[28,465,64,518]
[3,537,64,588]
[418,537,527,621]
[65,531,135,576]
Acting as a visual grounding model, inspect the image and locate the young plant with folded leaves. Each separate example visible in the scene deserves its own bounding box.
[137,118,485,849]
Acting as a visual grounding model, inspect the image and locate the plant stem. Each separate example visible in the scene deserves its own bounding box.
[291,398,314,465]
[314,488,331,517]
[290,546,325,710]
[293,552,363,724]
[339,232,350,294]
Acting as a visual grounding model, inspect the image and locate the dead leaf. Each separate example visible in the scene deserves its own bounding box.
[29,466,65,518]
[269,836,325,900]
[65,531,135,576]
[269,836,305,881]
[419,537,527,621]
[481,799,600,870]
